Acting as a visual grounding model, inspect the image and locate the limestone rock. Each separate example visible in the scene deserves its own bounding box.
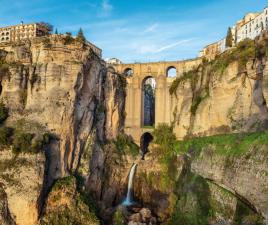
[0,150,45,225]
[0,184,16,225]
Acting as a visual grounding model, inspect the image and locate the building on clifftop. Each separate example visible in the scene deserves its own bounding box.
[0,22,52,43]
[199,6,268,60]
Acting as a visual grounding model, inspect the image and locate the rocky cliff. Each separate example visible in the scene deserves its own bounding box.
[0,33,268,225]
[170,35,268,139]
[0,36,125,225]
[91,36,268,225]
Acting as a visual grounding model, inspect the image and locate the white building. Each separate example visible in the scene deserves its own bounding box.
[199,6,268,59]
[236,7,268,43]
[0,22,50,43]
[106,58,122,65]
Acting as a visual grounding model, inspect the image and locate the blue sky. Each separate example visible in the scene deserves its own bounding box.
[0,0,267,63]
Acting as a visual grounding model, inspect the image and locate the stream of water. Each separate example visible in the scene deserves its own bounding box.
[122,163,137,206]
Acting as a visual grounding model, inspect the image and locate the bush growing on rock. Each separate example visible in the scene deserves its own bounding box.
[153,123,176,152]
[12,131,54,154]
[0,127,13,148]
[63,32,75,45]
[12,132,34,154]
[113,209,125,225]
[0,102,8,124]
[41,176,100,225]
[113,133,139,156]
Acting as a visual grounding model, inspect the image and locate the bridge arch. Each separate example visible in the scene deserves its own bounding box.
[141,76,156,127]
[124,68,134,77]
[140,132,153,159]
[166,66,177,77]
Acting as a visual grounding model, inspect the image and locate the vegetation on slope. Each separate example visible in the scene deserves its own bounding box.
[41,176,100,225]
[175,131,268,156]
[113,133,139,156]
[0,103,54,154]
[151,123,266,225]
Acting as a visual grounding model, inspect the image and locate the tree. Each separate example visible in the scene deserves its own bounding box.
[38,22,53,34]
[55,28,58,34]
[63,32,74,45]
[226,27,233,48]
[77,28,86,43]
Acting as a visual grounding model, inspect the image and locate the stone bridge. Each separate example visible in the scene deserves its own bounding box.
[112,58,202,144]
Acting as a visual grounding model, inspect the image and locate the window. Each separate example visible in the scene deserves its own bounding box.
[124,68,134,77]
[142,77,156,126]
[166,66,177,78]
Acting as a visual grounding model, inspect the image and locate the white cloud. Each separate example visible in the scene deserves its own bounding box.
[144,23,159,33]
[99,0,113,17]
[154,39,194,53]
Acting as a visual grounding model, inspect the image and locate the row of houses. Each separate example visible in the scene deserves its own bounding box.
[0,22,51,43]
[199,6,268,60]
[0,22,102,57]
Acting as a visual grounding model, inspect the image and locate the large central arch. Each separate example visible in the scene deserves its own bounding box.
[141,76,156,127]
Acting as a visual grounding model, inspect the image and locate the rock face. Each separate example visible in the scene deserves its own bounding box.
[0,35,268,225]
[0,149,45,225]
[191,145,268,223]
[0,36,125,225]
[0,184,16,225]
[171,39,268,139]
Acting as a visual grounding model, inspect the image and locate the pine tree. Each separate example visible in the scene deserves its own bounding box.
[226,27,233,48]
[55,28,58,34]
[77,28,86,43]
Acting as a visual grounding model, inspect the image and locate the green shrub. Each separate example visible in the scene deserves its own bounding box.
[31,132,52,152]
[191,89,209,115]
[0,127,13,148]
[169,70,196,96]
[175,131,268,156]
[113,134,139,156]
[211,38,255,74]
[153,123,176,152]
[113,209,125,225]
[12,130,53,154]
[0,102,8,124]
[63,32,75,45]
[12,132,34,154]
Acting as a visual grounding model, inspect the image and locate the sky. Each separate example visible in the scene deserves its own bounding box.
[0,0,267,63]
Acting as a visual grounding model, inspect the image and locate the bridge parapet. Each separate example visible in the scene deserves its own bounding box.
[112,58,202,79]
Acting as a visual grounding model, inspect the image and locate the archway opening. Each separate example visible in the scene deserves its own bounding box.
[142,77,156,127]
[140,132,153,160]
[124,68,133,77]
[166,66,177,77]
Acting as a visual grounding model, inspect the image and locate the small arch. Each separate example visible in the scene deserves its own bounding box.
[124,68,133,77]
[140,132,153,160]
[166,66,177,77]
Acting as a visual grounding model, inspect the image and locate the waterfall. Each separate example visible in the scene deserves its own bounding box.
[122,163,137,206]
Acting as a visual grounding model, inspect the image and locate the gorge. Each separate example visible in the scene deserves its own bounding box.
[0,30,268,225]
